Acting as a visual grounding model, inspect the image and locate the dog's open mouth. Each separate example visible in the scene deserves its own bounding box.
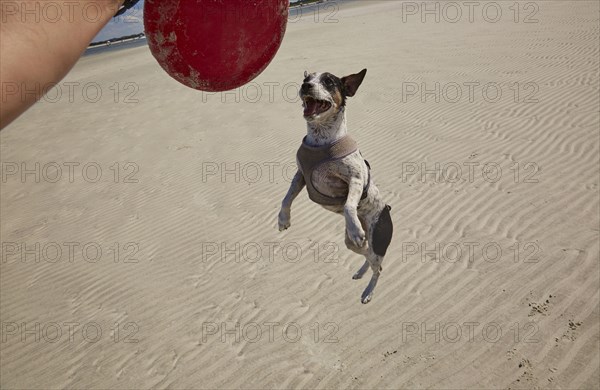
[303,96,331,117]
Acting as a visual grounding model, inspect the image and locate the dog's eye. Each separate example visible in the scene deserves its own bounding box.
[324,78,333,87]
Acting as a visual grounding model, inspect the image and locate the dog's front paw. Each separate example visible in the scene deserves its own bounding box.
[278,209,291,231]
[347,224,366,248]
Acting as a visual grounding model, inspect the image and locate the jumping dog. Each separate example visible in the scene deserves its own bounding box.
[278,69,393,304]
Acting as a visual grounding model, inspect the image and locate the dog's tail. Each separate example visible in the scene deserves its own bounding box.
[372,205,393,257]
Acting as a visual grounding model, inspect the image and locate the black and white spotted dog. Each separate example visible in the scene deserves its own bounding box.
[278,69,393,304]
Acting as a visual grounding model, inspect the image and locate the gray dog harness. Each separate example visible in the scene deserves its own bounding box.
[296,135,371,206]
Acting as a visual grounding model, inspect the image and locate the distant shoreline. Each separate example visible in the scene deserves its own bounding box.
[88,33,146,49]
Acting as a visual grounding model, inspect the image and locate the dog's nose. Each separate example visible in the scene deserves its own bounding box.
[300,83,311,94]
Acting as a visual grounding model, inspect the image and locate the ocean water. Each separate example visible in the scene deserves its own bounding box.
[83,0,352,57]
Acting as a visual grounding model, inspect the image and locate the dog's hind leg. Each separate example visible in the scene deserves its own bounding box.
[360,254,383,304]
[360,205,393,303]
[352,260,370,280]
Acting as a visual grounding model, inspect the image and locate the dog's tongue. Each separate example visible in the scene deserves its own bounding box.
[304,98,320,116]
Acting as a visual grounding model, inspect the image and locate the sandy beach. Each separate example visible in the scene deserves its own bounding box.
[1,0,599,388]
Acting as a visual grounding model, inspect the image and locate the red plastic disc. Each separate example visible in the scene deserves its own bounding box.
[144,0,289,92]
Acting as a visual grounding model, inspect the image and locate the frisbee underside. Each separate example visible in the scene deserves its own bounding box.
[144,0,289,92]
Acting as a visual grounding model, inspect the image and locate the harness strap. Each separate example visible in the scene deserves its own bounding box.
[297,135,371,206]
[362,159,371,201]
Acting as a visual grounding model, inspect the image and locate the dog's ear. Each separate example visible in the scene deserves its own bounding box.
[341,69,367,97]
[304,70,308,78]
